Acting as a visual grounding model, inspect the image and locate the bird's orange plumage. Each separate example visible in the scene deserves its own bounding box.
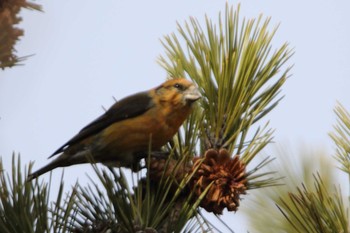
[27,78,200,180]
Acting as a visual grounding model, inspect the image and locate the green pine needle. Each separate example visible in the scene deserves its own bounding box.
[277,173,349,233]
[0,154,74,233]
[329,102,350,176]
[70,154,210,233]
[159,3,293,163]
[159,3,292,198]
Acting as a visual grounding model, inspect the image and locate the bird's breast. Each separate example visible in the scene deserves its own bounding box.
[99,106,187,153]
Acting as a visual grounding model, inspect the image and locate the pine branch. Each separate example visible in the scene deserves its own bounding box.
[158,4,292,214]
[0,0,41,69]
[243,146,343,232]
[0,154,75,233]
[329,102,350,176]
[69,154,208,233]
[278,173,349,233]
[159,4,292,159]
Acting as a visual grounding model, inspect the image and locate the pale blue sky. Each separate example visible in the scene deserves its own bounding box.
[1,0,350,232]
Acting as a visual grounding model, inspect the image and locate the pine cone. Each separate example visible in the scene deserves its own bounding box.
[190,148,247,214]
[148,157,191,184]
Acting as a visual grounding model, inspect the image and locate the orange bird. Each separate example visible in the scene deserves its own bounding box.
[27,78,200,180]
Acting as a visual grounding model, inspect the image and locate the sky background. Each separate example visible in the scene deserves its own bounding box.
[1,0,350,232]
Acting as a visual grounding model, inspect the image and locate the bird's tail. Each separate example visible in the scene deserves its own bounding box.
[27,160,60,181]
[27,153,73,181]
[27,151,90,181]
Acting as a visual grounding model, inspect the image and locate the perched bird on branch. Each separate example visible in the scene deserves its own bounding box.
[27,78,200,180]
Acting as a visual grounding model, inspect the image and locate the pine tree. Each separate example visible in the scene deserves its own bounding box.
[2,2,348,233]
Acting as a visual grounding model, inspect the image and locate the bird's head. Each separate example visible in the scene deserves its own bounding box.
[155,78,201,108]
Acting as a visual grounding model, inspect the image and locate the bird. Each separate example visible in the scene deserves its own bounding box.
[27,78,201,181]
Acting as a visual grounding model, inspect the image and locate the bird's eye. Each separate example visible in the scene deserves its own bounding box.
[174,83,184,90]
